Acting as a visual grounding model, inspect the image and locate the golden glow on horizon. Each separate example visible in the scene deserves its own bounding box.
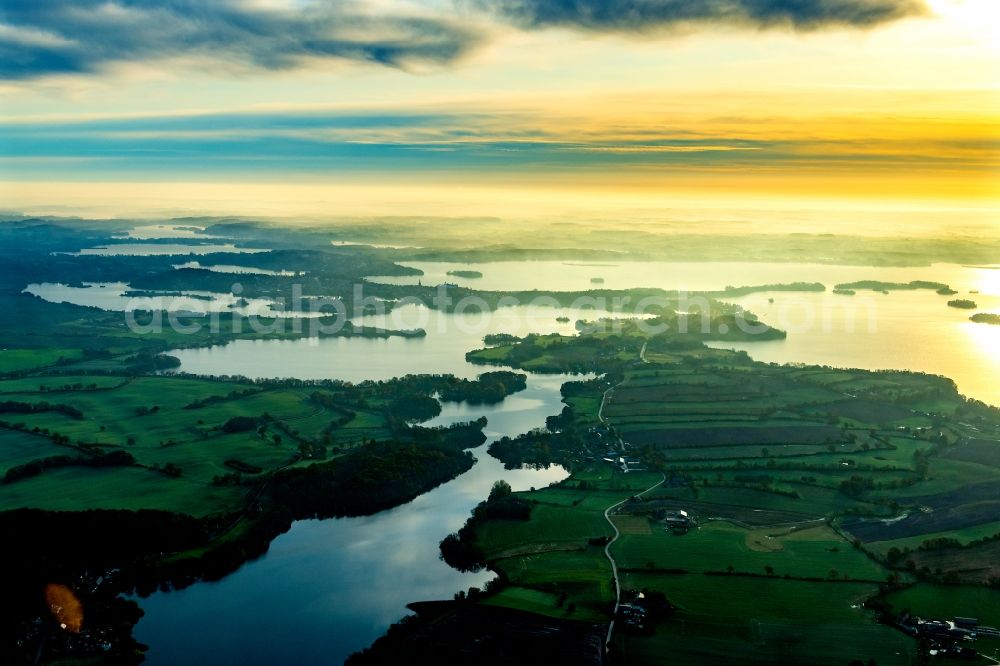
[4,180,998,239]
[0,0,996,220]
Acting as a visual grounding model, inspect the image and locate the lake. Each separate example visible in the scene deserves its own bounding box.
[133,259,1000,665]
[706,289,1000,407]
[168,303,634,381]
[173,261,299,276]
[133,372,575,666]
[169,262,1000,405]
[119,224,216,240]
[368,260,999,294]
[23,282,319,317]
[66,243,268,256]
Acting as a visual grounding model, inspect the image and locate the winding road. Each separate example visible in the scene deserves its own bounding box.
[602,472,665,647]
[599,340,661,646]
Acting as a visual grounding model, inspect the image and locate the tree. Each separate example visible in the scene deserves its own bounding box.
[488,479,512,502]
[764,565,774,576]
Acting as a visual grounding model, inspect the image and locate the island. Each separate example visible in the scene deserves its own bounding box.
[833,280,955,295]
[970,313,1000,325]
[948,299,977,309]
[446,270,484,279]
[711,282,826,297]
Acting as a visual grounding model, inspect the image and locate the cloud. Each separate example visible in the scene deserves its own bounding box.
[475,0,929,32]
[0,0,481,80]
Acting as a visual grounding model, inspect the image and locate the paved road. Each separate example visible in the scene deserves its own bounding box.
[602,472,665,647]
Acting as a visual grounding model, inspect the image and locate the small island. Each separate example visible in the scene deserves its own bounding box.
[555,316,571,323]
[446,270,483,279]
[590,277,605,284]
[714,282,825,297]
[970,313,1000,325]
[833,280,954,295]
[948,299,978,309]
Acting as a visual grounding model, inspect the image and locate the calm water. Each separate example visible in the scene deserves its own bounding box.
[134,373,574,666]
[173,261,299,276]
[170,263,1000,405]
[706,289,1000,406]
[168,303,631,381]
[131,259,1000,664]
[23,282,317,317]
[120,224,215,240]
[68,243,267,256]
[369,260,1000,294]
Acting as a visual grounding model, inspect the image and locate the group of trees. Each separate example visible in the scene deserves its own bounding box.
[271,440,475,519]
[123,352,181,374]
[440,480,533,572]
[437,371,528,405]
[4,450,136,484]
[0,399,83,419]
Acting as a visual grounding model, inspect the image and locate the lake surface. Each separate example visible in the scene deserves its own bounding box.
[131,259,1000,664]
[168,303,631,381]
[67,243,267,256]
[134,373,574,666]
[173,261,299,276]
[119,224,215,240]
[706,289,1000,406]
[23,282,318,317]
[369,260,1000,294]
[169,263,1000,405]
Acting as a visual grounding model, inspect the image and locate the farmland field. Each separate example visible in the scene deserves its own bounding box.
[615,573,917,665]
[445,328,1000,665]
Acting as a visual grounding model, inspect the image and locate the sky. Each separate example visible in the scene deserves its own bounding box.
[0,0,997,231]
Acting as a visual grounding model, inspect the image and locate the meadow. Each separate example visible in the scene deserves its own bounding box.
[454,327,1000,664]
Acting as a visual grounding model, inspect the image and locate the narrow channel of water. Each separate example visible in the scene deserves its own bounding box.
[133,372,576,665]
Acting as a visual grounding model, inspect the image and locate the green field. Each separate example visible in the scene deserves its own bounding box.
[0,428,76,475]
[454,325,1000,665]
[0,348,82,373]
[5,219,1000,664]
[615,573,916,665]
[0,465,244,516]
[613,520,890,581]
[883,584,1000,627]
[0,373,459,517]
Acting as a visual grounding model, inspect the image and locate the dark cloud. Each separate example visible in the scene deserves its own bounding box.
[476,0,928,31]
[0,0,480,80]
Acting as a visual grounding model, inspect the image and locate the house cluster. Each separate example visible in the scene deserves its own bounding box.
[618,592,650,632]
[662,509,696,533]
[601,454,645,473]
[897,614,1000,659]
[646,508,696,533]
